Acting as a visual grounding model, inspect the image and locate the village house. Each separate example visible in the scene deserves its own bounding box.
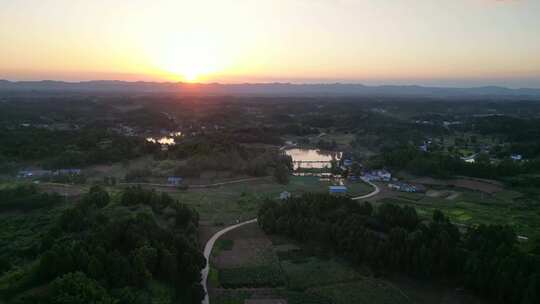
[343,159,353,167]
[17,170,53,179]
[167,176,183,186]
[511,154,523,161]
[362,169,392,182]
[387,182,425,193]
[329,185,348,194]
[54,169,81,176]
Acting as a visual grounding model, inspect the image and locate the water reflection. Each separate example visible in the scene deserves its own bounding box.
[146,131,183,146]
[146,137,175,145]
[285,148,342,170]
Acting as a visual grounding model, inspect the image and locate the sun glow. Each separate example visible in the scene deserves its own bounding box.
[150,33,225,82]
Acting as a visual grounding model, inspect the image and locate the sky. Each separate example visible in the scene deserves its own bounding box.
[1,0,539,87]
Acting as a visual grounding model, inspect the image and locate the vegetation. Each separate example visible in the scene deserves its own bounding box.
[0,185,63,212]
[0,186,205,304]
[258,194,540,303]
[219,265,286,288]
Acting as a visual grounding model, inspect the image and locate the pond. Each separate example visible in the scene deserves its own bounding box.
[146,136,176,145]
[146,131,183,146]
[285,148,342,170]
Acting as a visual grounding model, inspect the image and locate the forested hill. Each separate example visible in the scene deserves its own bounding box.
[2,80,540,99]
[0,186,205,304]
[258,194,540,304]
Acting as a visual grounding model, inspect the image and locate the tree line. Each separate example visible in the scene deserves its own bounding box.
[376,145,540,185]
[0,185,62,212]
[258,194,540,303]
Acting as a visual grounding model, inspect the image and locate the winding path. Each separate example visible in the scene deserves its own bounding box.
[199,178,380,304]
[351,178,380,200]
[200,218,258,304]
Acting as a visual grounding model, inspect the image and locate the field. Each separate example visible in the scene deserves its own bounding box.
[164,176,373,226]
[307,279,412,304]
[209,223,432,304]
[210,223,286,289]
[378,187,540,237]
[281,257,361,290]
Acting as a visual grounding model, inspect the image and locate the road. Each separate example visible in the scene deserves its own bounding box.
[199,178,380,304]
[200,218,258,304]
[119,177,267,189]
[351,178,380,200]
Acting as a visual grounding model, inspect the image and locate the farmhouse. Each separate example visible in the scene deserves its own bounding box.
[460,154,477,163]
[329,185,348,194]
[54,169,81,176]
[167,176,183,186]
[387,182,425,193]
[362,169,391,182]
[511,154,523,161]
[17,170,53,178]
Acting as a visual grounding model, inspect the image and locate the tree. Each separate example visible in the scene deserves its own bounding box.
[274,164,290,185]
[50,272,116,304]
[83,185,110,208]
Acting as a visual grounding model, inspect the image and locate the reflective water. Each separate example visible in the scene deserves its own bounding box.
[146,132,183,146]
[146,137,175,145]
[285,148,342,170]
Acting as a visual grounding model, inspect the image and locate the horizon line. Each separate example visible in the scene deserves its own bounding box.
[2,79,540,90]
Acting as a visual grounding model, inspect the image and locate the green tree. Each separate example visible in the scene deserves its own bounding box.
[274,164,290,185]
[50,272,116,304]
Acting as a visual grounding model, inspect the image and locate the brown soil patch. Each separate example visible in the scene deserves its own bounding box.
[213,223,273,269]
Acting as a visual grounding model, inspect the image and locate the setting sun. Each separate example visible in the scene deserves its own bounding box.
[149,33,225,82]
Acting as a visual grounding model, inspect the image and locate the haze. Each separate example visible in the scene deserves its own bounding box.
[1,0,540,87]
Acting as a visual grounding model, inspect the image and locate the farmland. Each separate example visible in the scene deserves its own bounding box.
[208,222,469,304]
[377,186,540,237]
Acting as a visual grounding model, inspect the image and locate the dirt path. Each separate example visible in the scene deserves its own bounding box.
[201,218,258,304]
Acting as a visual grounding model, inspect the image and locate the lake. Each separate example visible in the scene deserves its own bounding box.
[285,148,342,170]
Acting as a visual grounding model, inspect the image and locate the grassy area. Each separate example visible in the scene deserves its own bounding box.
[169,176,366,225]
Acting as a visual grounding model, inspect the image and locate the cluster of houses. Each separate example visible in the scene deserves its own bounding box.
[387,181,425,193]
[361,169,392,182]
[167,176,183,186]
[18,169,82,179]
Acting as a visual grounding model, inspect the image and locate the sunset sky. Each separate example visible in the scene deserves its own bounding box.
[1,0,539,87]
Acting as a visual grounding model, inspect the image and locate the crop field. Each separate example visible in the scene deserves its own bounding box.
[378,187,540,237]
[211,223,286,289]
[219,265,286,288]
[210,223,414,304]
[307,279,412,304]
[281,257,361,290]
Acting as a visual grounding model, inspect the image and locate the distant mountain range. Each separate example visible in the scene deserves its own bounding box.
[1,80,540,99]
